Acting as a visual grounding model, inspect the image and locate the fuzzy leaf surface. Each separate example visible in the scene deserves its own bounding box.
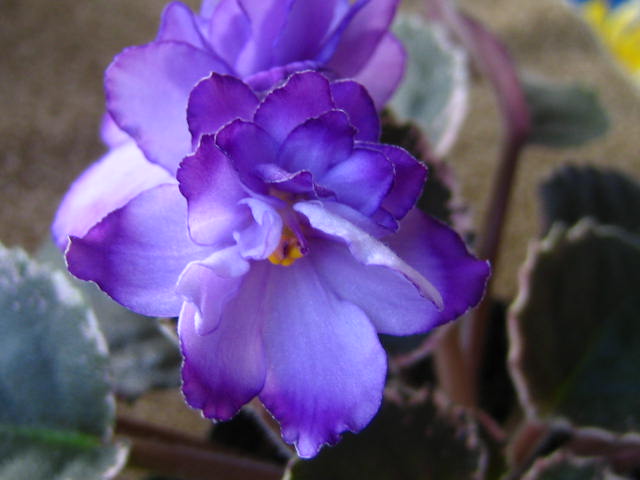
[390,15,468,156]
[509,221,640,433]
[0,244,127,479]
[524,78,609,148]
[38,240,181,400]
[285,395,486,480]
[539,165,640,235]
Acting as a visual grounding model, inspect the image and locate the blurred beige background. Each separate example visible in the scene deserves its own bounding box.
[1,0,639,298]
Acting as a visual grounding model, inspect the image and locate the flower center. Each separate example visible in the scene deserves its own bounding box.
[268,228,304,267]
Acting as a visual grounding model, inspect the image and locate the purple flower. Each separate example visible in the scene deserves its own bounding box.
[54,71,489,457]
[99,0,406,177]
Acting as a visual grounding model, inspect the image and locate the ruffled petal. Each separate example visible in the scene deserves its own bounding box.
[319,147,393,216]
[207,0,252,74]
[330,80,380,141]
[277,109,354,178]
[294,201,443,308]
[254,164,317,195]
[258,258,386,457]
[105,42,223,173]
[310,237,439,335]
[157,1,210,51]
[326,0,399,76]
[176,246,249,335]
[350,32,406,109]
[272,0,339,65]
[243,60,319,92]
[52,141,174,250]
[178,135,247,245]
[234,198,283,260]
[179,263,269,419]
[187,73,260,145]
[384,209,491,327]
[253,72,335,144]
[67,184,214,317]
[363,142,426,220]
[215,119,279,192]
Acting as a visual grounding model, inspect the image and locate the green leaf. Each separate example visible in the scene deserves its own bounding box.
[539,165,640,236]
[0,244,127,479]
[523,78,609,148]
[522,453,626,480]
[391,15,469,156]
[37,240,181,401]
[509,221,640,433]
[285,394,486,480]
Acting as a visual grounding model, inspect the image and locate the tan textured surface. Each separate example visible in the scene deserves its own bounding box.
[1,1,639,476]
[451,0,640,297]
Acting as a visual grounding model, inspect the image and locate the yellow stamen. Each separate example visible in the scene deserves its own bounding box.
[268,229,304,266]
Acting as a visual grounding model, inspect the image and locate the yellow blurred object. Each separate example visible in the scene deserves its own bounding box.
[581,0,640,81]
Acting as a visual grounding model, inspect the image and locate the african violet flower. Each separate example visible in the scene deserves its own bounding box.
[54,71,489,456]
[98,0,406,178]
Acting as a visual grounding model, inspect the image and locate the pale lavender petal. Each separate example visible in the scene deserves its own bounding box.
[157,1,210,51]
[384,209,491,327]
[253,72,335,144]
[215,119,278,191]
[326,0,399,76]
[272,0,339,65]
[350,32,406,109]
[320,200,393,238]
[259,258,386,457]
[178,135,247,245]
[314,0,368,65]
[310,237,439,335]
[187,73,259,145]
[363,142,426,220]
[67,184,214,317]
[178,197,280,335]
[277,109,354,177]
[52,141,174,250]
[326,0,351,32]
[105,42,223,173]
[234,0,291,74]
[319,147,393,216]
[330,80,379,141]
[176,246,249,335]
[100,113,129,148]
[294,201,443,309]
[179,263,268,420]
[208,0,251,71]
[234,198,283,260]
[200,0,219,18]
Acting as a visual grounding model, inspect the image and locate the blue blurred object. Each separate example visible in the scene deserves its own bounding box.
[570,0,626,6]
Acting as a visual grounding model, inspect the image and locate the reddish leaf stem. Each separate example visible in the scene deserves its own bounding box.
[426,0,531,406]
[116,414,284,480]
